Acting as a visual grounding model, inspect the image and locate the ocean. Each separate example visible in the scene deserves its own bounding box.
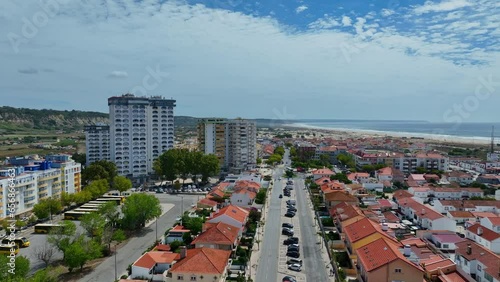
[289,120,500,142]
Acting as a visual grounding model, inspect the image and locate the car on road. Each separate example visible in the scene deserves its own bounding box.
[279,177,282,180]
[284,212,295,218]
[279,194,283,198]
[286,251,300,258]
[287,246,299,252]
[287,206,297,212]
[286,185,294,189]
[282,223,293,228]
[282,276,297,282]
[287,180,294,185]
[288,264,301,272]
[286,200,296,205]
[282,228,294,236]
[283,237,299,245]
[287,258,302,265]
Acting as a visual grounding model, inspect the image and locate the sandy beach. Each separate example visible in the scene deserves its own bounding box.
[280,123,492,146]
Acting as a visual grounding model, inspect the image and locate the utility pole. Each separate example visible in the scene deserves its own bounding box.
[114,243,117,281]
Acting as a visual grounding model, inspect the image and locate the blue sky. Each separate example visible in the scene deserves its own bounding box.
[0,0,499,122]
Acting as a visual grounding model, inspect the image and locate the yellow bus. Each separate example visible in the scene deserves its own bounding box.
[1,237,30,248]
[0,244,19,255]
[34,223,63,234]
[64,211,90,220]
[96,197,123,205]
[101,195,125,204]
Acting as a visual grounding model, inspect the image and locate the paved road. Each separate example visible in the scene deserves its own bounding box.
[255,165,284,282]
[295,177,329,282]
[80,194,198,282]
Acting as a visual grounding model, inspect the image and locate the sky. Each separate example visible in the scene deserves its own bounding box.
[0,0,499,122]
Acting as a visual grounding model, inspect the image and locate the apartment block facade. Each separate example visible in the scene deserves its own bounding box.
[108,94,176,178]
[197,118,256,172]
[0,155,82,219]
[354,151,449,174]
[84,124,111,165]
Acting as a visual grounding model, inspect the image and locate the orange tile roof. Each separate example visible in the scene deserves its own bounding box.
[423,258,455,272]
[344,217,379,243]
[211,205,249,223]
[467,224,500,241]
[486,216,500,225]
[198,198,218,207]
[324,191,358,203]
[234,180,260,190]
[134,251,179,269]
[315,176,332,185]
[233,188,257,199]
[455,240,500,280]
[313,168,335,175]
[321,182,344,193]
[382,211,400,223]
[192,222,239,246]
[169,248,231,274]
[356,238,404,272]
[330,203,363,221]
[448,211,474,218]
[437,271,468,282]
[170,225,190,233]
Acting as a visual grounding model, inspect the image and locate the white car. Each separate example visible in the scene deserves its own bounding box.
[279,177,282,180]
[288,264,301,271]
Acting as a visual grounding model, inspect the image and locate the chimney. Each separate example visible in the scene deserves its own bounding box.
[477,227,483,236]
[403,245,411,257]
[466,244,472,255]
[421,209,426,215]
[180,246,187,259]
[382,223,388,231]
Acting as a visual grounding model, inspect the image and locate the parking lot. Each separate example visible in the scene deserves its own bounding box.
[277,179,307,282]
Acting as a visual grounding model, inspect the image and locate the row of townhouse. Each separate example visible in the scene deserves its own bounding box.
[394,195,457,231]
[131,204,249,281]
[408,186,484,201]
[353,150,449,174]
[0,154,81,219]
[455,159,500,174]
[432,200,500,214]
[329,204,467,282]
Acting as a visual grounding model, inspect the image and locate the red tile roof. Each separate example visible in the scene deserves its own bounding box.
[382,211,400,223]
[324,191,358,203]
[134,251,179,269]
[357,238,422,273]
[330,203,363,221]
[192,222,239,246]
[486,216,500,225]
[315,176,332,185]
[170,225,191,233]
[467,224,500,241]
[313,168,335,175]
[168,248,231,274]
[198,198,218,207]
[344,217,379,243]
[455,240,500,280]
[210,205,249,224]
[448,211,475,218]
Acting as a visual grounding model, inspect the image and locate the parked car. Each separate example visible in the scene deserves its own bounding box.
[288,264,301,272]
[282,223,293,229]
[282,228,294,236]
[287,207,297,212]
[282,276,297,282]
[286,251,300,258]
[286,258,302,265]
[286,200,296,205]
[285,212,295,218]
[287,245,299,252]
[279,194,283,199]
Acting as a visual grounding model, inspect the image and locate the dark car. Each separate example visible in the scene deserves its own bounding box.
[282,276,297,282]
[282,228,294,236]
[283,238,299,245]
[286,251,300,258]
[287,206,297,212]
[279,194,283,198]
[288,247,299,253]
[284,212,295,218]
[286,200,296,205]
[287,258,302,265]
[282,223,293,228]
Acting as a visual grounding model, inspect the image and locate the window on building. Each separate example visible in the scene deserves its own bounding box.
[477,264,482,271]
[190,276,197,281]
[177,275,184,280]
[395,268,402,273]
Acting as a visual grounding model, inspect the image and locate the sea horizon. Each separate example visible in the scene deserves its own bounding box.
[283,120,500,142]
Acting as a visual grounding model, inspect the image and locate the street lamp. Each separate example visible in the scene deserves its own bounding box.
[114,243,117,281]
[155,217,158,243]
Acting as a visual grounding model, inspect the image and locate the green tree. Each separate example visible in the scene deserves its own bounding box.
[81,212,106,239]
[64,236,101,272]
[85,179,109,199]
[319,154,331,166]
[415,167,427,174]
[72,153,86,165]
[182,216,204,235]
[60,191,75,207]
[121,193,162,230]
[188,151,204,184]
[47,220,77,260]
[29,267,61,282]
[266,154,282,165]
[32,197,63,220]
[256,158,262,164]
[330,173,352,184]
[0,255,30,280]
[113,176,132,193]
[157,149,183,182]
[199,154,220,183]
[274,146,285,156]
[98,201,120,228]
[82,160,117,185]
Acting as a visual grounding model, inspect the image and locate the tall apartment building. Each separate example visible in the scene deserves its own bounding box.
[84,124,111,165]
[108,94,176,178]
[0,155,82,219]
[198,118,228,166]
[198,118,256,172]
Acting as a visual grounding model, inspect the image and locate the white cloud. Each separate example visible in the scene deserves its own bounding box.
[0,0,498,121]
[414,0,472,15]
[309,15,340,29]
[341,16,352,26]
[381,9,395,17]
[108,71,129,78]
[295,5,308,14]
